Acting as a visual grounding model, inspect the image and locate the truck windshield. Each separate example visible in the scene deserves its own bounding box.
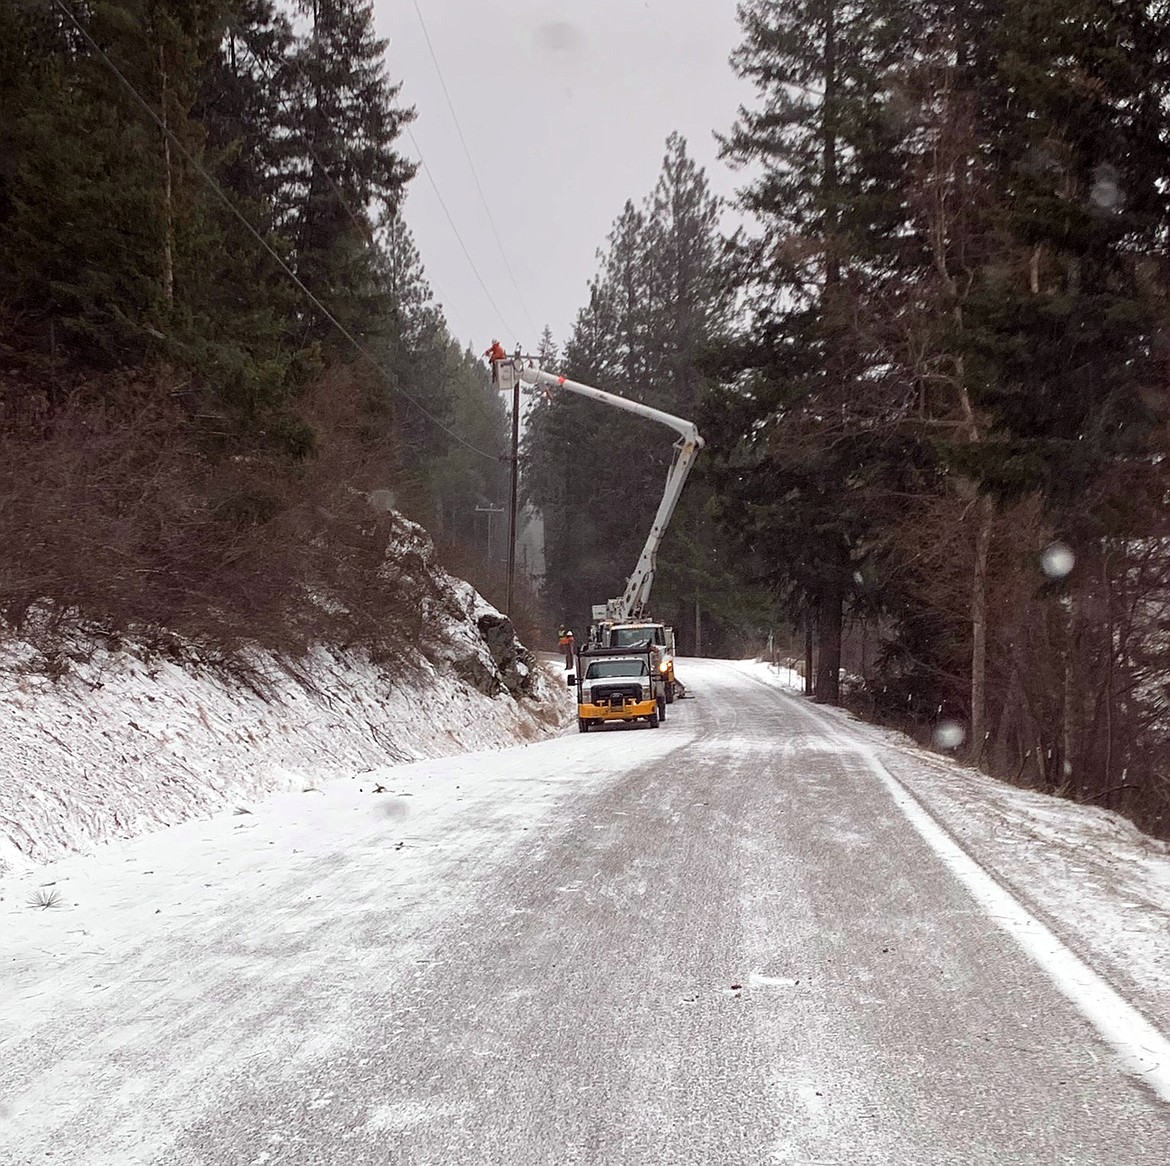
[585,660,648,679]
[611,627,664,647]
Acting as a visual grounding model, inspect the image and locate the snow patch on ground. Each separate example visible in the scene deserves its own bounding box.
[0,617,571,879]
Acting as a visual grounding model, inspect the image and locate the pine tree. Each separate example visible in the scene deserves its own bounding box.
[196,0,296,223]
[375,211,456,463]
[955,0,1170,780]
[426,340,510,552]
[0,0,77,359]
[523,294,616,627]
[712,0,917,702]
[535,325,559,370]
[643,133,730,416]
[638,133,737,652]
[175,1,324,454]
[282,0,416,346]
[0,1,229,365]
[524,137,733,639]
[955,0,1170,506]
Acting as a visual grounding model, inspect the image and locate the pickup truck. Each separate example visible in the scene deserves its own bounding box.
[568,645,665,733]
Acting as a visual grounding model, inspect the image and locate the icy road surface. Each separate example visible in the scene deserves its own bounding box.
[3,659,1169,1164]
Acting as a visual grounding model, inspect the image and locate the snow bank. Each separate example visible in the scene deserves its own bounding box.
[0,525,572,877]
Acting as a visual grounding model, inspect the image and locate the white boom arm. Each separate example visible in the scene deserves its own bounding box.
[511,360,705,620]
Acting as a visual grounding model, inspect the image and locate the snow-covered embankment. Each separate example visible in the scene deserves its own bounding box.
[0,523,571,878]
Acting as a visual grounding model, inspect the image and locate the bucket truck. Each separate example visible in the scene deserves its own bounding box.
[568,642,663,732]
[504,358,704,702]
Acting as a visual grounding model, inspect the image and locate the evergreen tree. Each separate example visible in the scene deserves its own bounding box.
[523,294,615,627]
[196,0,296,223]
[955,0,1170,508]
[639,133,738,652]
[426,339,510,551]
[535,325,559,370]
[712,0,1170,825]
[712,0,917,702]
[643,133,730,415]
[375,211,457,464]
[0,1,229,366]
[177,1,323,455]
[282,0,416,346]
[951,0,1170,774]
[524,136,733,640]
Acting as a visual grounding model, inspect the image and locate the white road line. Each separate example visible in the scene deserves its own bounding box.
[801,706,1170,1104]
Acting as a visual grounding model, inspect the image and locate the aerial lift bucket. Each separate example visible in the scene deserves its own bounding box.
[494,361,518,393]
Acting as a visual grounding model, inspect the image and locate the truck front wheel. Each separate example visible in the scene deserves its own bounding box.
[578,718,590,733]
[664,681,675,705]
[648,708,660,728]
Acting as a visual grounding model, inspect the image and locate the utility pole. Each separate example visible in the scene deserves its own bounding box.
[506,353,521,617]
[494,349,540,619]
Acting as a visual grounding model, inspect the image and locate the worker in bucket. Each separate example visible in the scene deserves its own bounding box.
[483,339,507,387]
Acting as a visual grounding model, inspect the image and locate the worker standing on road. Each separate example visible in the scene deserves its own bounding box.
[558,627,576,670]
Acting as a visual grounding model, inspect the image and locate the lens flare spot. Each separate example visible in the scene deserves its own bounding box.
[934,720,966,750]
[1041,542,1075,579]
[368,488,397,513]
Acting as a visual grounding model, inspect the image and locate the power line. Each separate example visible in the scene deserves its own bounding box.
[406,126,519,343]
[238,12,519,348]
[231,34,476,346]
[409,0,539,338]
[52,0,505,464]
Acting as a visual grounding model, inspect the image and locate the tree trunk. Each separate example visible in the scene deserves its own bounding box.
[967,495,993,763]
[1063,591,1078,794]
[815,578,844,705]
[804,617,814,696]
[993,654,1023,774]
[158,41,174,310]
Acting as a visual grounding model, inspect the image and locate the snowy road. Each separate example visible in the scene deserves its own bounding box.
[3,659,1169,1163]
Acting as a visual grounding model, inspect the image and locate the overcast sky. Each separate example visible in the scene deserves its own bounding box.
[375,0,753,356]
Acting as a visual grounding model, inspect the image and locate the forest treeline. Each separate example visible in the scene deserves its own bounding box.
[1,0,515,659]
[5,0,1170,837]
[524,0,1170,837]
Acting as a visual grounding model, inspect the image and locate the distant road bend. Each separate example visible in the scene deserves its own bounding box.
[1,658,1168,1164]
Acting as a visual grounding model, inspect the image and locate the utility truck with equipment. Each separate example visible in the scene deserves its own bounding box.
[568,643,664,732]
[593,615,680,703]
[500,358,703,702]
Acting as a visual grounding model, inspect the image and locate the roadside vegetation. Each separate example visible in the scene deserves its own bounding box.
[0,0,528,672]
[4,2,1170,838]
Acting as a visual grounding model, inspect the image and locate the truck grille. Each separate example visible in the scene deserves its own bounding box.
[592,683,642,707]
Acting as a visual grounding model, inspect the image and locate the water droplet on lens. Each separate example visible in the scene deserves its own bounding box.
[934,720,966,750]
[1041,542,1075,579]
